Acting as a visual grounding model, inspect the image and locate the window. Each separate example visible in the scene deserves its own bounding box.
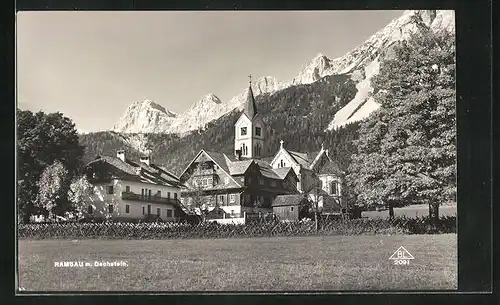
[157,190,161,197]
[125,186,130,192]
[331,181,339,195]
[291,206,294,212]
[231,210,234,216]
[279,159,285,168]
[88,205,93,214]
[230,194,236,203]
[141,189,145,197]
[142,206,145,215]
[108,204,114,213]
[259,178,264,185]
[148,190,152,198]
[168,192,171,198]
[202,179,207,186]
[173,210,177,217]
[174,193,178,200]
[271,181,277,187]
[241,127,247,136]
[167,209,173,218]
[255,127,261,136]
[107,186,114,194]
[247,177,252,184]
[147,205,152,215]
[219,195,224,204]
[224,177,229,184]
[125,205,130,213]
[207,177,213,186]
[240,143,249,156]
[157,207,161,216]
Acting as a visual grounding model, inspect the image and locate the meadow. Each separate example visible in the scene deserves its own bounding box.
[18,234,457,292]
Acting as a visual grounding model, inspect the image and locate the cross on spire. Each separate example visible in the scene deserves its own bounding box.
[248,74,252,85]
[280,140,284,148]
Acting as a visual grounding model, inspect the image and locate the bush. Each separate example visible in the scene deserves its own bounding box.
[18,215,456,240]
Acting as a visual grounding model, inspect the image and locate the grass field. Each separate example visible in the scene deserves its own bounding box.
[18,234,457,291]
[362,204,457,219]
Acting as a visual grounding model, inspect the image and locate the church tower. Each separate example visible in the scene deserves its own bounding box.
[234,75,264,159]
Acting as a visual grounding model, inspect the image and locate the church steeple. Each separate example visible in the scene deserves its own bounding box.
[234,75,264,159]
[244,74,257,119]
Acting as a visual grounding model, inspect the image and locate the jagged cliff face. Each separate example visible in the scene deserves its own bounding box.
[112,100,177,134]
[113,76,283,134]
[321,10,455,129]
[112,10,454,135]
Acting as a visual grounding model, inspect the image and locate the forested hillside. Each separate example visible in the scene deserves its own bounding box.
[79,74,360,176]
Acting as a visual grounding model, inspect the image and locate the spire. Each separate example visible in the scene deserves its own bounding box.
[244,75,257,119]
[280,140,284,149]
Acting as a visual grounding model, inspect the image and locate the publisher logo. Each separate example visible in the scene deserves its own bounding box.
[389,246,414,265]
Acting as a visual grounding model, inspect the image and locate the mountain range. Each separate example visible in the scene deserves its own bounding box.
[80,10,455,175]
[112,10,454,135]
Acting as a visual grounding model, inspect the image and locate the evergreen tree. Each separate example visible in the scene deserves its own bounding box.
[347,29,456,222]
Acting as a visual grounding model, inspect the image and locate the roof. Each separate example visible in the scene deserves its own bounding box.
[272,167,293,179]
[272,194,309,207]
[244,86,257,119]
[254,159,282,180]
[317,160,343,175]
[286,150,311,168]
[227,159,253,175]
[150,164,181,181]
[86,155,178,186]
[203,150,231,174]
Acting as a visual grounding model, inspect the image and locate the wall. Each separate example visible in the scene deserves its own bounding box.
[319,175,343,197]
[219,205,242,216]
[300,168,318,193]
[234,115,253,158]
[85,179,180,221]
[273,205,299,221]
[206,217,245,225]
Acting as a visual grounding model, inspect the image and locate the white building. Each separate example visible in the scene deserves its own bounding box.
[83,150,185,222]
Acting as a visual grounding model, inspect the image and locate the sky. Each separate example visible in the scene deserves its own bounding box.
[16,10,404,133]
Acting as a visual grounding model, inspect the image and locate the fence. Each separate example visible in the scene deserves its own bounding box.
[18,215,456,240]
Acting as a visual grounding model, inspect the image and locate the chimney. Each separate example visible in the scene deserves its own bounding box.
[116,150,126,162]
[140,156,150,166]
[235,149,242,161]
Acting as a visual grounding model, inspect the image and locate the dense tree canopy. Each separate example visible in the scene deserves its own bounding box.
[17,110,84,223]
[347,29,456,220]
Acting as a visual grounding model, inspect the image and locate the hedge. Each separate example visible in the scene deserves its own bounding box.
[17,215,456,240]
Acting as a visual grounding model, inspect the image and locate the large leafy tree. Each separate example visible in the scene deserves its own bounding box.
[347,29,456,222]
[67,175,94,218]
[17,110,85,223]
[36,161,69,219]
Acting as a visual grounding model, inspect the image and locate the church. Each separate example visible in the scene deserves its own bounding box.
[179,77,344,218]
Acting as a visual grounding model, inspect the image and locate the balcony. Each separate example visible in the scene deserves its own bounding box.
[194,168,216,176]
[121,191,180,205]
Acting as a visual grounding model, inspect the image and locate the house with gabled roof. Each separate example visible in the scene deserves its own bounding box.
[179,149,298,217]
[83,151,187,222]
[270,141,337,193]
[179,77,345,219]
[179,78,299,217]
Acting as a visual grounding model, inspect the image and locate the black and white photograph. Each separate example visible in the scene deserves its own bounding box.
[16,9,459,292]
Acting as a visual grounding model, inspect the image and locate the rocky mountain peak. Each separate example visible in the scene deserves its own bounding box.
[113,99,177,133]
